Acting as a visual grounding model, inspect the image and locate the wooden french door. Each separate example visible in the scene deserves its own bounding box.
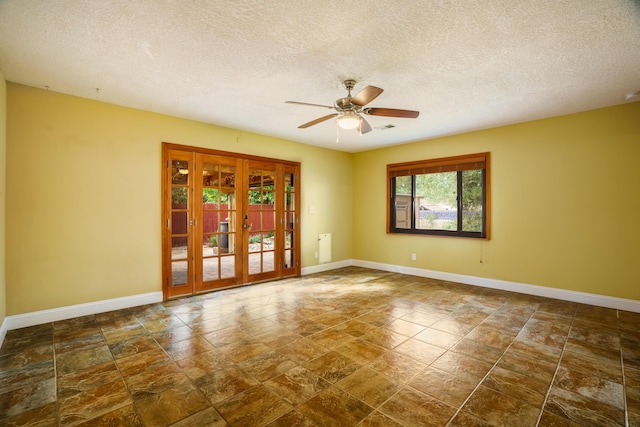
[162,143,300,299]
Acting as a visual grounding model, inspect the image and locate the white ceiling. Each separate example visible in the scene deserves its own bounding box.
[1,1,639,153]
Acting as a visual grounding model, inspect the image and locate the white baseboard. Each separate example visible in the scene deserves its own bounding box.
[301,259,352,276]
[2,260,638,349]
[0,318,7,350]
[3,292,163,332]
[352,259,640,313]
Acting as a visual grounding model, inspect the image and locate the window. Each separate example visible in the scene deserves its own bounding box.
[387,152,490,238]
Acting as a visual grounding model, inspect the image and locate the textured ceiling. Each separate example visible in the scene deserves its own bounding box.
[1,0,639,152]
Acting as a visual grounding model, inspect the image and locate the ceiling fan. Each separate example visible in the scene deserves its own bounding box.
[285,79,420,135]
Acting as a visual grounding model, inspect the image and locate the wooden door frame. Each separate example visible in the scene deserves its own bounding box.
[161,142,301,300]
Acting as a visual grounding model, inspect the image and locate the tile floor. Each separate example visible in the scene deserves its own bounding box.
[1,267,639,426]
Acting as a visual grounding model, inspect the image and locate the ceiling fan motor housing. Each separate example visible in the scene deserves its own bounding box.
[335,97,356,111]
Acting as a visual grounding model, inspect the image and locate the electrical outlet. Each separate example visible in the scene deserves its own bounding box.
[411,253,416,261]
[314,251,318,259]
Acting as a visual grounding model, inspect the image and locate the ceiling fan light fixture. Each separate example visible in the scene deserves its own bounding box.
[337,111,361,129]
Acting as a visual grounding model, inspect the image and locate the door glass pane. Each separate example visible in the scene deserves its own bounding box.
[248,233,261,252]
[261,212,275,232]
[248,253,261,275]
[171,237,188,260]
[203,163,219,187]
[285,172,295,211]
[172,161,189,185]
[202,257,219,282]
[172,187,188,208]
[262,191,275,206]
[262,250,274,272]
[202,211,216,235]
[221,255,235,279]
[263,169,275,186]
[262,232,274,251]
[286,213,295,230]
[221,165,235,188]
[171,261,188,286]
[249,169,262,189]
[248,191,261,210]
[226,192,236,210]
[203,233,217,256]
[285,231,293,249]
[284,249,294,269]
[171,212,188,235]
[286,191,295,211]
[203,190,218,209]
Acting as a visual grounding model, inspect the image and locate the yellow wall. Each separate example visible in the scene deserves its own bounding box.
[6,81,640,317]
[0,72,6,325]
[352,102,640,300]
[6,83,352,315]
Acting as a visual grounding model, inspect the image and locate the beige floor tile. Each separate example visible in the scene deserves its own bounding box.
[276,338,329,364]
[305,350,361,384]
[337,367,400,407]
[219,338,272,363]
[75,404,143,427]
[413,327,461,349]
[358,410,405,427]
[214,385,292,427]
[264,410,316,426]
[0,267,637,426]
[237,349,298,381]
[176,349,234,380]
[334,338,386,365]
[481,365,549,408]
[394,338,447,365]
[194,365,260,404]
[264,365,330,406]
[544,385,626,426]
[459,385,541,426]
[55,346,113,376]
[297,386,374,426]
[369,350,427,383]
[170,407,228,427]
[135,384,210,427]
[379,386,457,426]
[430,351,493,383]
[410,366,477,407]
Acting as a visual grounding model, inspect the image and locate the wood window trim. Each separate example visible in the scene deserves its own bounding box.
[386,152,491,239]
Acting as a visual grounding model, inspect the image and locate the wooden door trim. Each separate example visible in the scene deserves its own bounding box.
[162,142,301,301]
[163,142,300,166]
